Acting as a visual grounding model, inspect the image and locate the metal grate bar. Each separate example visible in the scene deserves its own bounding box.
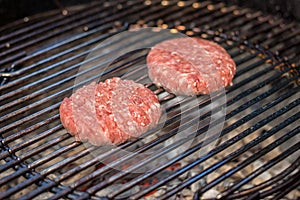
[0,102,60,134]
[0,32,114,102]
[0,166,29,188]
[244,15,273,32]
[0,51,27,68]
[0,126,66,175]
[163,4,246,34]
[225,156,300,199]
[0,52,146,128]
[1,32,245,133]
[0,0,179,72]
[159,66,296,148]
[161,2,225,28]
[0,1,268,79]
[2,114,59,144]
[245,19,284,40]
[128,1,186,24]
[32,49,270,192]
[0,26,157,101]
[3,144,92,199]
[111,85,297,199]
[0,0,181,80]
[0,140,72,190]
[0,67,296,198]
[85,105,220,194]
[11,39,292,198]
[0,135,82,199]
[0,35,246,111]
[48,146,148,199]
[1,54,148,154]
[81,78,298,198]
[257,22,297,45]
[19,133,70,162]
[29,142,80,170]
[48,103,216,199]
[190,5,238,30]
[200,77,298,141]
[0,9,61,34]
[107,138,215,198]
[196,125,300,195]
[265,28,300,50]
[261,170,300,200]
[228,68,290,103]
[8,125,64,158]
[20,147,94,200]
[1,2,300,199]
[220,11,263,33]
[0,166,73,200]
[0,1,114,45]
[220,140,300,199]
[235,55,274,77]
[20,181,59,200]
[39,146,95,176]
[0,23,118,80]
[0,0,154,58]
[0,53,149,165]
[278,38,300,56]
[121,85,299,199]
[160,1,212,24]
[202,7,248,30]
[155,104,300,200]
[226,76,298,119]
[199,5,239,25]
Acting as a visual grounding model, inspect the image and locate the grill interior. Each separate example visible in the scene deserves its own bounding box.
[0,0,300,199]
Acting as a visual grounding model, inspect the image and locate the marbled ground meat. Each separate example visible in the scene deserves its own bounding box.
[59,77,161,146]
[147,38,236,95]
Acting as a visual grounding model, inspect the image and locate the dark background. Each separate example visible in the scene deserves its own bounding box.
[0,0,89,26]
[223,0,300,20]
[0,0,299,26]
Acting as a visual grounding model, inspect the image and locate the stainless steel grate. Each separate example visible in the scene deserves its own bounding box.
[0,0,299,199]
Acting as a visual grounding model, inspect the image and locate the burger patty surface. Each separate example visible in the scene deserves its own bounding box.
[147,38,236,95]
[60,77,161,146]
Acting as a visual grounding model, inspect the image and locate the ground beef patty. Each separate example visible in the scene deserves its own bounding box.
[147,38,236,95]
[60,77,161,146]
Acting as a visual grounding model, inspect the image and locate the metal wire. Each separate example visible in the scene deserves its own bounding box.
[130,89,300,200]
[0,1,300,199]
[196,124,300,197]
[0,0,153,58]
[219,140,300,199]
[48,39,286,198]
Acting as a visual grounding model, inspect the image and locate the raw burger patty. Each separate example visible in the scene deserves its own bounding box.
[147,38,236,95]
[60,77,161,146]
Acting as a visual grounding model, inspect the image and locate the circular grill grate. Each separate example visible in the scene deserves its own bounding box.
[0,1,299,199]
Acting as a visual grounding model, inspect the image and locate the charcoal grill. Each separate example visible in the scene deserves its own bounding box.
[0,0,300,199]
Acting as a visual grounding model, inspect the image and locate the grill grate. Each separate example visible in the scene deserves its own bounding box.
[0,0,300,199]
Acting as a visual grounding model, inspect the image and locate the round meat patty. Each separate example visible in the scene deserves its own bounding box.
[147,38,236,95]
[60,77,161,146]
